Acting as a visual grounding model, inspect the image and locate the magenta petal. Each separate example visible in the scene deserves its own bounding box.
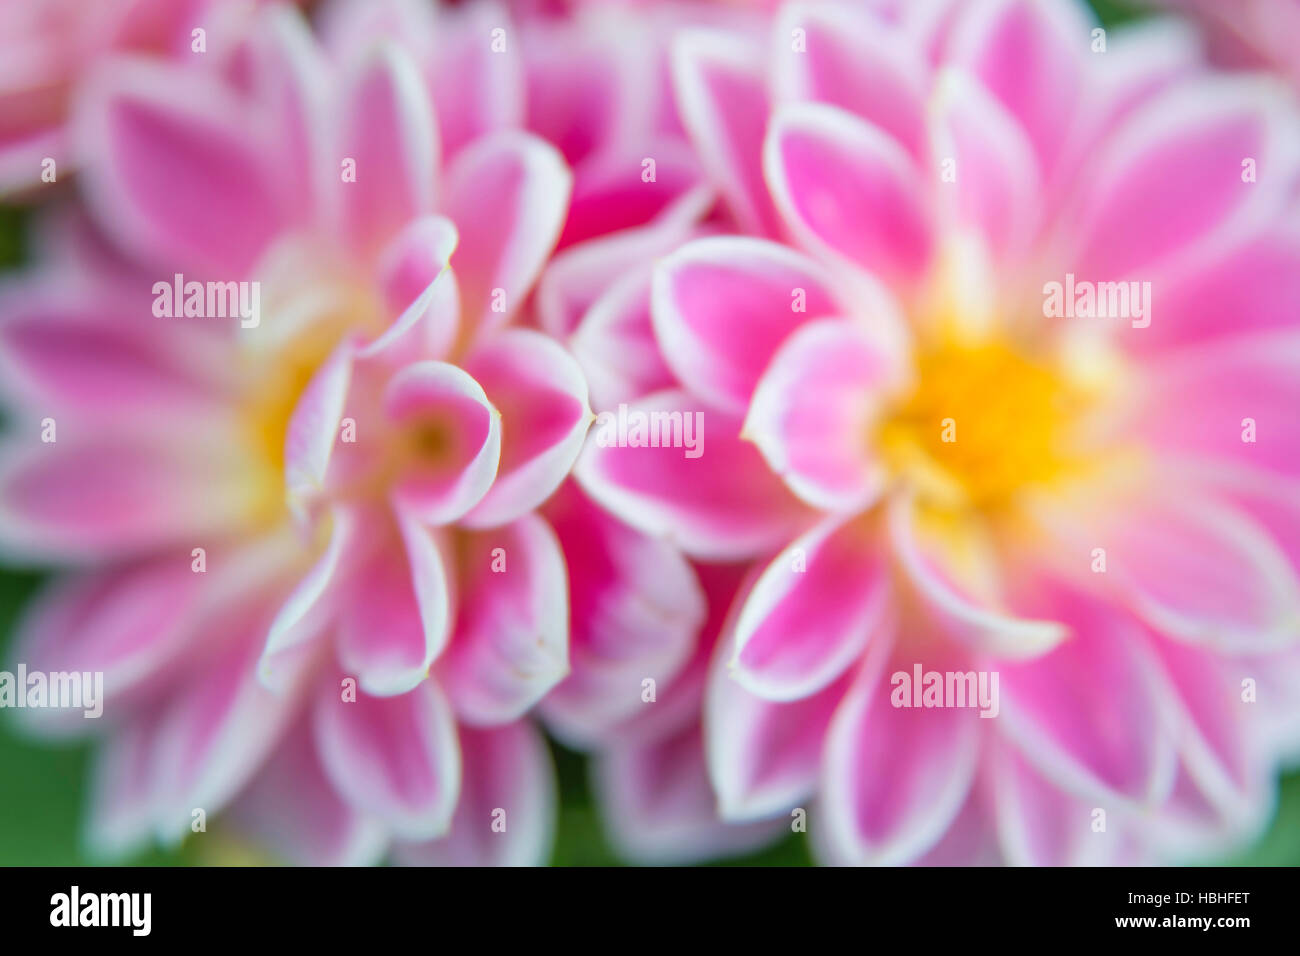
[393,721,555,867]
[731,514,890,701]
[442,131,571,335]
[765,102,934,288]
[947,0,1090,175]
[336,43,438,258]
[773,3,928,159]
[651,236,841,414]
[460,330,591,529]
[671,29,781,236]
[743,318,893,512]
[576,390,812,560]
[1069,77,1298,280]
[429,0,525,158]
[338,519,452,698]
[313,677,461,841]
[437,516,569,725]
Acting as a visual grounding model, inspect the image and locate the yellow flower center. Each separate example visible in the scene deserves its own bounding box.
[876,338,1093,515]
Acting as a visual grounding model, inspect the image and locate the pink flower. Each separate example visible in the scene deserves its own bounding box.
[0,0,634,865]
[574,0,1300,864]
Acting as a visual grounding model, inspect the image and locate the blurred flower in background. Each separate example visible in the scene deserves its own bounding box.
[0,0,1298,868]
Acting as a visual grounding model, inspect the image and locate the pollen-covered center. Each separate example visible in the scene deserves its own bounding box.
[876,339,1091,512]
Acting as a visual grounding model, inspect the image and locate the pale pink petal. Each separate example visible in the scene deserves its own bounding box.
[259,503,379,692]
[707,640,851,822]
[575,390,811,560]
[997,580,1176,805]
[459,330,591,529]
[540,482,705,743]
[536,213,698,340]
[743,318,893,512]
[651,236,841,414]
[820,633,982,866]
[284,339,355,523]
[1033,482,1300,653]
[393,721,555,867]
[85,715,163,860]
[1137,333,1300,482]
[947,0,1091,175]
[150,617,305,842]
[10,560,206,736]
[75,59,287,274]
[593,722,786,865]
[227,719,388,867]
[429,0,525,158]
[385,360,501,525]
[0,286,231,422]
[313,676,461,841]
[888,493,1067,658]
[336,43,438,258]
[765,102,934,288]
[1067,77,1300,280]
[338,517,453,698]
[442,131,571,335]
[991,739,1120,866]
[437,515,568,725]
[0,437,258,563]
[370,215,460,361]
[926,69,1041,267]
[569,267,676,410]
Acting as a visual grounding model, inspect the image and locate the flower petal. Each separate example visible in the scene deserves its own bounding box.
[765,102,934,288]
[459,330,591,529]
[576,390,811,560]
[442,131,571,335]
[651,236,840,414]
[731,514,889,701]
[393,721,554,867]
[437,515,568,725]
[313,676,461,841]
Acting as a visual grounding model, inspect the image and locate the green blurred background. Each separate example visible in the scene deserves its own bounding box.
[2,0,1298,866]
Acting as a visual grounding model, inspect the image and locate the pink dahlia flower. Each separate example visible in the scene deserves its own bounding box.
[0,0,623,865]
[574,0,1300,864]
